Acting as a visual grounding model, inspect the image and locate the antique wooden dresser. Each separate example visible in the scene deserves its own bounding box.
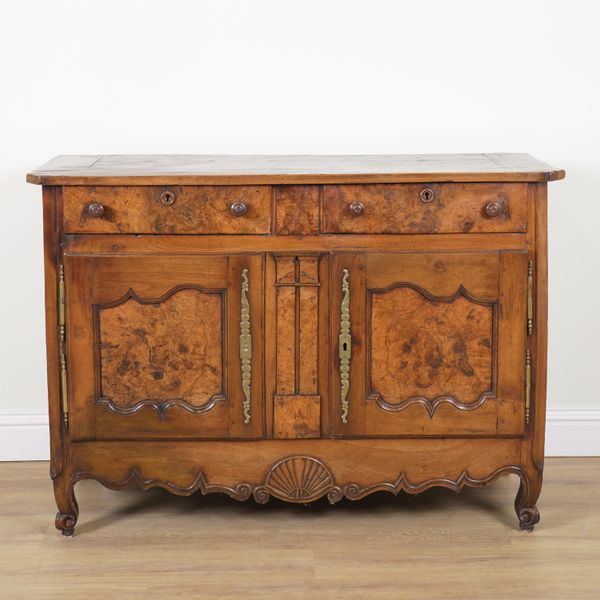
[28,154,564,535]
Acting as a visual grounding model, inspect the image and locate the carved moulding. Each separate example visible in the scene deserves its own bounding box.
[72,468,253,501]
[65,458,538,532]
[368,282,497,418]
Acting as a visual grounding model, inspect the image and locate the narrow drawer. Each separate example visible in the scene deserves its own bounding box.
[322,183,528,234]
[62,185,272,234]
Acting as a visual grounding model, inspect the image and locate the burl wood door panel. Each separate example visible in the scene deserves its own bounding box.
[64,253,263,440]
[331,252,528,437]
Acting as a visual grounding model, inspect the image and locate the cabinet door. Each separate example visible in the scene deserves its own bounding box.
[331,252,527,437]
[64,254,263,440]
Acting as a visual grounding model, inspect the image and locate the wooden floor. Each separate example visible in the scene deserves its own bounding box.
[0,458,598,599]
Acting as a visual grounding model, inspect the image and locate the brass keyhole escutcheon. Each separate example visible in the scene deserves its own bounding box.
[420,188,435,203]
[159,190,176,206]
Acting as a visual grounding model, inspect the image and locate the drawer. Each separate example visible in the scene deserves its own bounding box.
[62,185,272,234]
[321,183,528,234]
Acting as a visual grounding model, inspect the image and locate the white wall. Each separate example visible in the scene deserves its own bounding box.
[1,1,598,455]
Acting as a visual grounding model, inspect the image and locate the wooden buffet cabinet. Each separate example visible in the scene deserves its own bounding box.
[28,154,564,535]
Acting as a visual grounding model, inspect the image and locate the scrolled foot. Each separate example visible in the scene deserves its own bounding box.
[518,506,540,532]
[55,512,77,537]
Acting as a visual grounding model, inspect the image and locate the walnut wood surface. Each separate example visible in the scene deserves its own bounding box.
[64,253,263,441]
[30,155,560,535]
[62,185,271,234]
[274,185,320,234]
[27,153,565,185]
[274,395,320,439]
[97,287,224,413]
[370,286,493,409]
[322,183,528,234]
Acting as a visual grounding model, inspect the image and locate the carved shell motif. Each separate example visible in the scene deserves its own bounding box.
[254,456,340,503]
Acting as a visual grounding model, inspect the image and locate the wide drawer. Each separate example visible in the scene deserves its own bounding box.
[321,183,528,234]
[62,185,272,234]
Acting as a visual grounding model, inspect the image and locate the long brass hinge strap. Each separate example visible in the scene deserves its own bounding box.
[339,269,351,424]
[58,265,68,428]
[527,260,534,335]
[240,268,252,424]
[525,349,531,425]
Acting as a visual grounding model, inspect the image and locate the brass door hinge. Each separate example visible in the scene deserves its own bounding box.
[58,265,69,428]
[525,349,532,425]
[527,260,534,335]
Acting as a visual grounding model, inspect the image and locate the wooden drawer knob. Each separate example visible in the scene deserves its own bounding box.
[485,201,502,217]
[87,202,105,218]
[159,190,176,206]
[349,201,365,216]
[419,188,435,203]
[230,201,247,216]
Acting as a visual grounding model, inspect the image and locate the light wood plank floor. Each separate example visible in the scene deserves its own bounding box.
[0,458,598,599]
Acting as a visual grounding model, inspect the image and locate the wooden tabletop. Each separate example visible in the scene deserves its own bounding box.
[27,154,565,185]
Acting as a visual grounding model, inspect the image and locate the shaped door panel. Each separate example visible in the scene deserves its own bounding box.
[331,252,527,437]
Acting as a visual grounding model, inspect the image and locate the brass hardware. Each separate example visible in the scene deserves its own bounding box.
[349,201,365,216]
[230,201,247,217]
[87,202,105,218]
[525,349,531,425]
[58,265,65,342]
[60,354,68,428]
[339,269,351,423]
[420,188,435,203]
[485,201,502,217]
[240,268,252,424]
[58,265,68,428]
[159,190,176,206]
[527,260,534,335]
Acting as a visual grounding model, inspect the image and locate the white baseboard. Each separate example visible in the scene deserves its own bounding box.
[0,412,49,461]
[0,409,598,461]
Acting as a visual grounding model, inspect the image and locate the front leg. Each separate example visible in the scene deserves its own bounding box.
[515,469,542,532]
[53,470,79,536]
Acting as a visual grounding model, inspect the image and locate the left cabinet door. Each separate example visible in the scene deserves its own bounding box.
[63,253,263,440]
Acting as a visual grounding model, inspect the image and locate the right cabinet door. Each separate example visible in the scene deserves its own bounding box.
[331,252,528,437]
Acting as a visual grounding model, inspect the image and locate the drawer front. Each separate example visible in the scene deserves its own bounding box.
[322,183,528,234]
[63,185,272,234]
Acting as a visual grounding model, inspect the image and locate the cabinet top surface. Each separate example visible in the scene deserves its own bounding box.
[27,153,564,185]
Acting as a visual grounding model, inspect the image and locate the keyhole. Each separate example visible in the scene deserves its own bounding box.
[343,342,348,352]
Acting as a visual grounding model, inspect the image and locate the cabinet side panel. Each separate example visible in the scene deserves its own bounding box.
[42,186,64,477]
[532,183,548,469]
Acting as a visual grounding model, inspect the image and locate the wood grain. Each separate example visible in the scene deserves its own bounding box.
[62,185,272,234]
[274,395,320,439]
[369,286,493,409]
[97,287,224,410]
[323,183,528,234]
[274,185,320,235]
[29,156,560,536]
[27,153,565,184]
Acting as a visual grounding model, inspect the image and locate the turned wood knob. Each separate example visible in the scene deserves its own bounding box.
[159,190,176,206]
[419,188,435,203]
[485,201,503,217]
[349,201,365,216]
[87,202,105,218]
[230,201,247,216]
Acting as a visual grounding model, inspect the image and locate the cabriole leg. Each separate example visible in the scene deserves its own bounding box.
[515,470,542,532]
[53,471,79,536]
